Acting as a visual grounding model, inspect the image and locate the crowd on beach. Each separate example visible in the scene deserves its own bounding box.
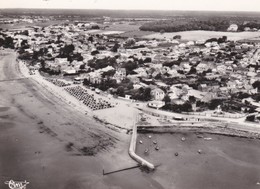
[45,78,71,87]
[64,86,114,110]
[43,77,115,111]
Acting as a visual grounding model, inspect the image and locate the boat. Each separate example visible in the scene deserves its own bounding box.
[155,146,159,151]
[197,135,203,138]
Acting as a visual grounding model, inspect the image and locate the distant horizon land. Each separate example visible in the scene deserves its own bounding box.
[0,8,260,13]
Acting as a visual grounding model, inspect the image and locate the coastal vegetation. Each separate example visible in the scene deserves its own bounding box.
[140,19,260,32]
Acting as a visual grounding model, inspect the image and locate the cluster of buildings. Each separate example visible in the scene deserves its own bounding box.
[2,21,260,112]
[0,16,50,24]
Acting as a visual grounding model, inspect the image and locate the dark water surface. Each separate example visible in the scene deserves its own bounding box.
[137,132,260,189]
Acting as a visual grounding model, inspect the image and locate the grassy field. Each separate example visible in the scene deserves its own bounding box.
[101,23,260,39]
[103,22,154,38]
[119,30,154,38]
[105,23,141,31]
[143,30,260,41]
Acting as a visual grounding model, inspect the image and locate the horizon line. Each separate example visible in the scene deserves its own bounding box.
[0,7,260,13]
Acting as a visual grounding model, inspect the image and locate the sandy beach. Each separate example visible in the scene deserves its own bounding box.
[0,50,162,189]
[1,49,260,189]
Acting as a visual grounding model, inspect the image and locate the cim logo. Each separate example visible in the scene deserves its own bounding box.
[4,180,29,189]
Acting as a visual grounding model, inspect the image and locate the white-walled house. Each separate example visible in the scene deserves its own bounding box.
[150,88,165,101]
[227,24,238,32]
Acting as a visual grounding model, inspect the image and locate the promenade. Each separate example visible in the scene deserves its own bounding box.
[129,111,155,170]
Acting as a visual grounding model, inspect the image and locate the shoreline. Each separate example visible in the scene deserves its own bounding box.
[135,131,260,189]
[18,58,131,134]
[137,125,260,139]
[17,54,260,139]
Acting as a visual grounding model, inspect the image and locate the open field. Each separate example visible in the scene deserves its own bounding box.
[119,30,154,38]
[88,23,154,37]
[143,30,260,41]
[105,23,142,31]
[136,132,260,189]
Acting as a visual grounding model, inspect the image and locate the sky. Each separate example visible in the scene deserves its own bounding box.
[1,0,260,12]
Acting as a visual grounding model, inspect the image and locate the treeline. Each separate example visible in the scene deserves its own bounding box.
[139,19,260,32]
[83,77,152,101]
[140,19,230,32]
[238,22,260,30]
[0,32,15,49]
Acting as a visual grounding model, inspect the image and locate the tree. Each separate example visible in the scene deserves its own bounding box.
[4,36,14,49]
[122,61,138,74]
[83,78,90,86]
[173,35,181,39]
[21,30,29,36]
[163,60,181,67]
[218,36,227,43]
[138,58,144,65]
[143,57,152,63]
[235,92,250,99]
[143,88,152,101]
[154,73,162,80]
[91,25,100,29]
[59,44,75,58]
[96,45,106,50]
[163,95,171,104]
[189,66,197,74]
[253,93,260,102]
[71,53,83,62]
[0,38,5,47]
[125,38,136,47]
[21,40,28,48]
[206,38,218,43]
[189,96,196,104]
[111,43,120,52]
[162,102,192,113]
[88,36,94,43]
[18,52,31,60]
[139,19,230,32]
[98,79,118,91]
[181,102,192,112]
[102,69,116,78]
[209,99,222,110]
[252,80,260,91]
[246,115,255,122]
[160,29,165,34]
[79,63,86,70]
[116,86,125,97]
[91,50,100,56]
[132,87,151,101]
[127,82,134,90]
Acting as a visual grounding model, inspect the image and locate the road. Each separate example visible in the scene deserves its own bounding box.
[140,106,260,134]
[0,50,163,189]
